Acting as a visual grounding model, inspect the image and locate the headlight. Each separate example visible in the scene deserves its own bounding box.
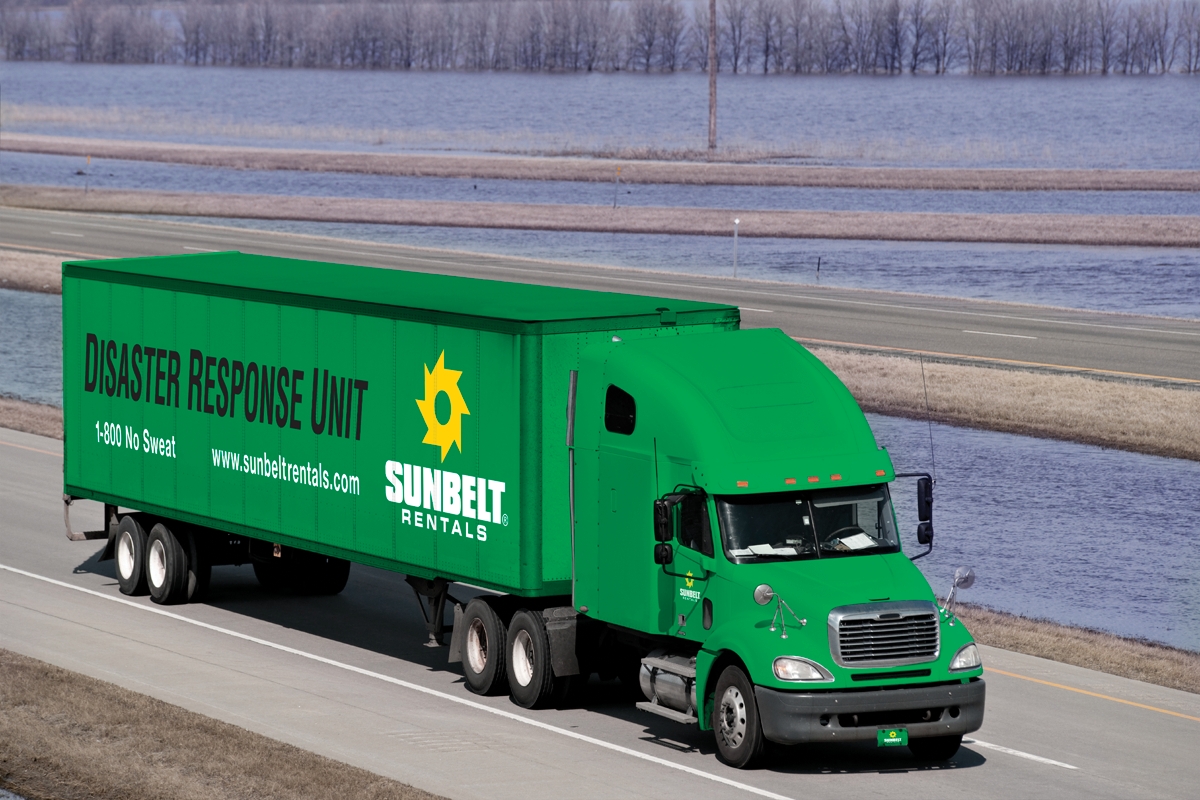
[949,643,982,671]
[773,656,833,682]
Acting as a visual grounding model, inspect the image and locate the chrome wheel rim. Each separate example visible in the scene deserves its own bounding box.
[511,629,534,687]
[466,618,488,674]
[117,531,135,580]
[148,538,167,589]
[719,685,747,749]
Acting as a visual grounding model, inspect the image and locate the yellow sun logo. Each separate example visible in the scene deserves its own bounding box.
[415,351,470,461]
[685,571,695,589]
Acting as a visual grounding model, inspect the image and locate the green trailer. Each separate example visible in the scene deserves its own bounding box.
[63,252,984,768]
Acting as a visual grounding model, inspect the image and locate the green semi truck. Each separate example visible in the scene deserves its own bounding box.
[62,252,984,768]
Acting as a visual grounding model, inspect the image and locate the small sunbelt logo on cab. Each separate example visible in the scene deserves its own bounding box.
[685,571,695,589]
[416,351,470,461]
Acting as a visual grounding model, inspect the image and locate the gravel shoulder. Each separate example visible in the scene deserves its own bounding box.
[5,186,1200,246]
[6,133,1200,191]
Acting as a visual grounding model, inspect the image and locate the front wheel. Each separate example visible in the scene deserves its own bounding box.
[908,734,963,762]
[712,665,765,769]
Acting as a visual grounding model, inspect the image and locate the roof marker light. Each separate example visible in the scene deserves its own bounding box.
[785,478,797,485]
[736,481,749,488]
[831,474,842,481]
[876,469,886,477]
[807,476,819,483]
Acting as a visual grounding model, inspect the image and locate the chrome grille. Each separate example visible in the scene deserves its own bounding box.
[828,601,940,668]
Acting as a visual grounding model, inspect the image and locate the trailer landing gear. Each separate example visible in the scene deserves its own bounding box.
[405,576,464,647]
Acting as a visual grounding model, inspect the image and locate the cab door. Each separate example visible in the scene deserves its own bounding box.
[667,491,715,641]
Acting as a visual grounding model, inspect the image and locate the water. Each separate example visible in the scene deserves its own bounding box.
[0,288,61,407]
[170,216,1200,318]
[7,151,1200,217]
[876,413,1200,652]
[2,288,1195,649]
[3,63,1199,169]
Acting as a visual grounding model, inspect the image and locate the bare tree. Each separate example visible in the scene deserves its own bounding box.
[722,0,750,71]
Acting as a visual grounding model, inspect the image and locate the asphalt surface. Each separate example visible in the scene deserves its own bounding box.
[2,426,1198,799]
[2,206,1199,385]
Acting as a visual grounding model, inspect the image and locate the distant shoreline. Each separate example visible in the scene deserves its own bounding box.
[6,133,1200,192]
[5,184,1200,247]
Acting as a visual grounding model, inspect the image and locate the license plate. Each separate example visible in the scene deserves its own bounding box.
[877,728,908,747]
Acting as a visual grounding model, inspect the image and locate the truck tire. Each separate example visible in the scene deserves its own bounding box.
[185,527,211,603]
[308,556,351,595]
[252,558,287,591]
[908,734,963,762]
[712,665,765,769]
[461,599,508,696]
[146,523,189,605]
[114,516,149,596]
[506,609,557,709]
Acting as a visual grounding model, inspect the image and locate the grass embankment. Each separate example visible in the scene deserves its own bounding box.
[7,133,1200,191]
[0,650,443,800]
[0,248,70,293]
[958,604,1200,695]
[809,346,1200,462]
[5,185,1200,247]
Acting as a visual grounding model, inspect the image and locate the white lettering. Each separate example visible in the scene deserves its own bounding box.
[476,524,487,542]
[403,463,421,506]
[385,460,404,503]
[462,475,477,519]
[476,478,490,522]
[490,480,505,523]
[423,467,441,512]
[401,508,411,525]
[443,471,461,515]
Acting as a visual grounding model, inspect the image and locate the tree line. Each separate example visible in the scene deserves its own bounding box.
[3,0,1198,74]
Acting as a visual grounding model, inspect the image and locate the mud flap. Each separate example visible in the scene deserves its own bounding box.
[447,603,465,664]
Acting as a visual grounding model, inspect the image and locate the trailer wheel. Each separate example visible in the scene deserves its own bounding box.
[185,527,211,603]
[146,523,189,605]
[308,556,351,595]
[114,516,148,596]
[506,609,557,709]
[712,665,765,769]
[461,599,508,695]
[908,734,963,762]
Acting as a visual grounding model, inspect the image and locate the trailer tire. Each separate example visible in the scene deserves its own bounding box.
[114,516,148,596]
[908,734,962,762]
[461,599,508,696]
[308,556,351,595]
[185,527,211,603]
[712,665,765,769]
[146,523,189,605]
[506,609,557,709]
[252,558,287,591]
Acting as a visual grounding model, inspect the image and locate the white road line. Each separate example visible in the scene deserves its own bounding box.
[0,562,795,800]
[50,231,84,237]
[964,739,1078,770]
[962,330,1038,340]
[183,246,220,253]
[739,307,775,313]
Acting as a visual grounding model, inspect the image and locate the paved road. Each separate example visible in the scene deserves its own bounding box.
[2,206,1199,385]
[2,427,1198,799]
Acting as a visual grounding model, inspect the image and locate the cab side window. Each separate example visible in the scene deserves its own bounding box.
[677,493,713,557]
[604,385,636,435]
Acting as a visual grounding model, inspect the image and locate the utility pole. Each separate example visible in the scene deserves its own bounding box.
[708,0,717,155]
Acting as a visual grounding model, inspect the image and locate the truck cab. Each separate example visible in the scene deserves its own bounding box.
[572,327,985,767]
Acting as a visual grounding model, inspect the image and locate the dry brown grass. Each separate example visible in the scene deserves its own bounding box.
[958,604,1200,694]
[811,346,1200,462]
[6,133,1200,191]
[0,649,444,800]
[5,184,1200,247]
[0,397,62,440]
[0,248,72,294]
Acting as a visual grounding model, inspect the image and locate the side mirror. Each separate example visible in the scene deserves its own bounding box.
[653,498,673,542]
[917,477,933,522]
[917,521,933,545]
[654,543,674,565]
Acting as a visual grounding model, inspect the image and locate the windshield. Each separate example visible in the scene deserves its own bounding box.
[716,485,900,563]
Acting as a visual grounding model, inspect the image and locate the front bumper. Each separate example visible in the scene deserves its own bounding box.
[755,678,985,745]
